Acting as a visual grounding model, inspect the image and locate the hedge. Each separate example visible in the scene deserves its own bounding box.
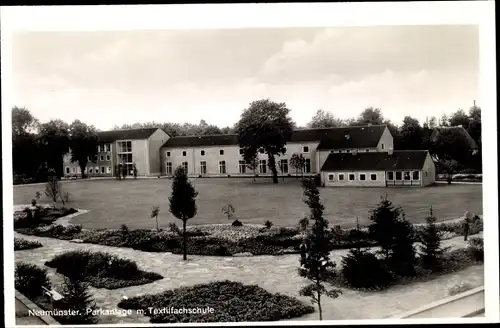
[44,250,163,289]
[14,238,43,251]
[118,280,315,322]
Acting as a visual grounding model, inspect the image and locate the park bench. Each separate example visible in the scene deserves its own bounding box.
[42,286,64,307]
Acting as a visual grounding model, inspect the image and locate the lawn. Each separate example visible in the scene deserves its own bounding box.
[13,178,483,230]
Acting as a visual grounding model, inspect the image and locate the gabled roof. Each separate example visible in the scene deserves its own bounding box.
[430,126,478,149]
[97,128,160,143]
[320,150,429,171]
[162,134,239,148]
[161,125,387,149]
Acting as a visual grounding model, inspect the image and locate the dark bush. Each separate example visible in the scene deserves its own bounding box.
[120,224,129,234]
[264,220,273,229]
[44,250,163,289]
[467,237,484,262]
[341,249,393,289]
[232,220,243,227]
[15,262,52,299]
[118,280,314,323]
[169,222,181,234]
[14,238,43,251]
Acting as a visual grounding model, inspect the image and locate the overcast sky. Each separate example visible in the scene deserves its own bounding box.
[12,25,479,131]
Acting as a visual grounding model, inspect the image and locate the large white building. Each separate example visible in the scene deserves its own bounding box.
[160,124,436,187]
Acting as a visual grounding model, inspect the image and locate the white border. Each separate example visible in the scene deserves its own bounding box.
[2,1,497,327]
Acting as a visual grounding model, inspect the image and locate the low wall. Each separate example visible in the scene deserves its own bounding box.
[390,285,484,319]
[15,290,60,325]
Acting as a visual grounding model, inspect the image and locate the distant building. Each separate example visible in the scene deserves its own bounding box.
[160,124,436,187]
[63,128,169,177]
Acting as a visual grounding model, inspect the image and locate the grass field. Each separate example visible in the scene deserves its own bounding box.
[13,178,483,230]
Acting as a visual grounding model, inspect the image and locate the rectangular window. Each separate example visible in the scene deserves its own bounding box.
[387,171,394,180]
[395,171,402,180]
[303,146,309,153]
[166,162,172,175]
[201,150,205,156]
[89,168,93,174]
[219,161,226,174]
[105,144,111,152]
[304,159,311,173]
[219,149,224,155]
[425,171,428,177]
[101,167,105,173]
[359,173,366,181]
[346,149,351,153]
[338,150,343,153]
[117,141,132,153]
[366,149,370,152]
[118,153,133,164]
[66,167,70,174]
[259,160,267,174]
[107,166,111,173]
[280,159,288,174]
[182,162,188,173]
[239,148,244,155]
[381,144,385,150]
[166,151,171,157]
[200,161,207,175]
[106,155,110,161]
[94,155,98,161]
[328,174,334,181]
[412,171,420,180]
[95,167,99,174]
[338,173,345,181]
[349,173,355,181]
[259,148,265,154]
[404,171,411,180]
[100,155,104,161]
[281,147,287,154]
[370,173,377,181]
[239,160,246,174]
[182,151,187,156]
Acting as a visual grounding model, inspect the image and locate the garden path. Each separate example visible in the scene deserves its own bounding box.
[14,232,483,323]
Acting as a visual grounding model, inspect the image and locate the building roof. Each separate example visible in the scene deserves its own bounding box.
[430,126,478,150]
[97,128,159,143]
[161,125,387,149]
[320,150,429,171]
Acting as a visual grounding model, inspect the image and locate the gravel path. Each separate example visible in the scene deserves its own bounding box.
[14,232,483,323]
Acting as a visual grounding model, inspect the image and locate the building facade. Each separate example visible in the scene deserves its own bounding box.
[63,128,169,177]
[159,124,436,187]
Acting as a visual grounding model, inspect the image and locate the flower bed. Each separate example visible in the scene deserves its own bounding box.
[329,246,483,292]
[14,237,43,251]
[117,280,315,323]
[14,206,78,229]
[44,250,163,289]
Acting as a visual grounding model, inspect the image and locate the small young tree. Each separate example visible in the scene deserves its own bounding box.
[45,169,65,205]
[298,178,341,320]
[57,274,98,324]
[133,163,138,179]
[169,166,199,261]
[419,207,447,272]
[151,205,160,232]
[244,152,259,182]
[389,214,417,277]
[222,204,235,221]
[290,153,305,179]
[368,194,401,261]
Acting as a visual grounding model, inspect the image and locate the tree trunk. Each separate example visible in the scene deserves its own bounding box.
[317,288,322,320]
[156,217,160,232]
[267,152,278,184]
[183,219,187,261]
[79,162,87,179]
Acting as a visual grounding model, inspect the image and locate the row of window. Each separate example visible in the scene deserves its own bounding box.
[326,171,422,182]
[166,146,309,158]
[65,166,112,174]
[165,158,312,175]
[97,144,112,152]
[327,172,378,182]
[387,171,422,181]
[117,141,132,153]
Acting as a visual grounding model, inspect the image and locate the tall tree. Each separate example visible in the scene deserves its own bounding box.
[58,275,98,324]
[298,178,341,320]
[307,109,343,128]
[449,109,470,128]
[12,107,42,177]
[400,116,424,150]
[467,105,481,147]
[169,166,199,260]
[69,120,99,179]
[356,107,384,125]
[12,106,40,136]
[237,99,294,184]
[37,120,71,178]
